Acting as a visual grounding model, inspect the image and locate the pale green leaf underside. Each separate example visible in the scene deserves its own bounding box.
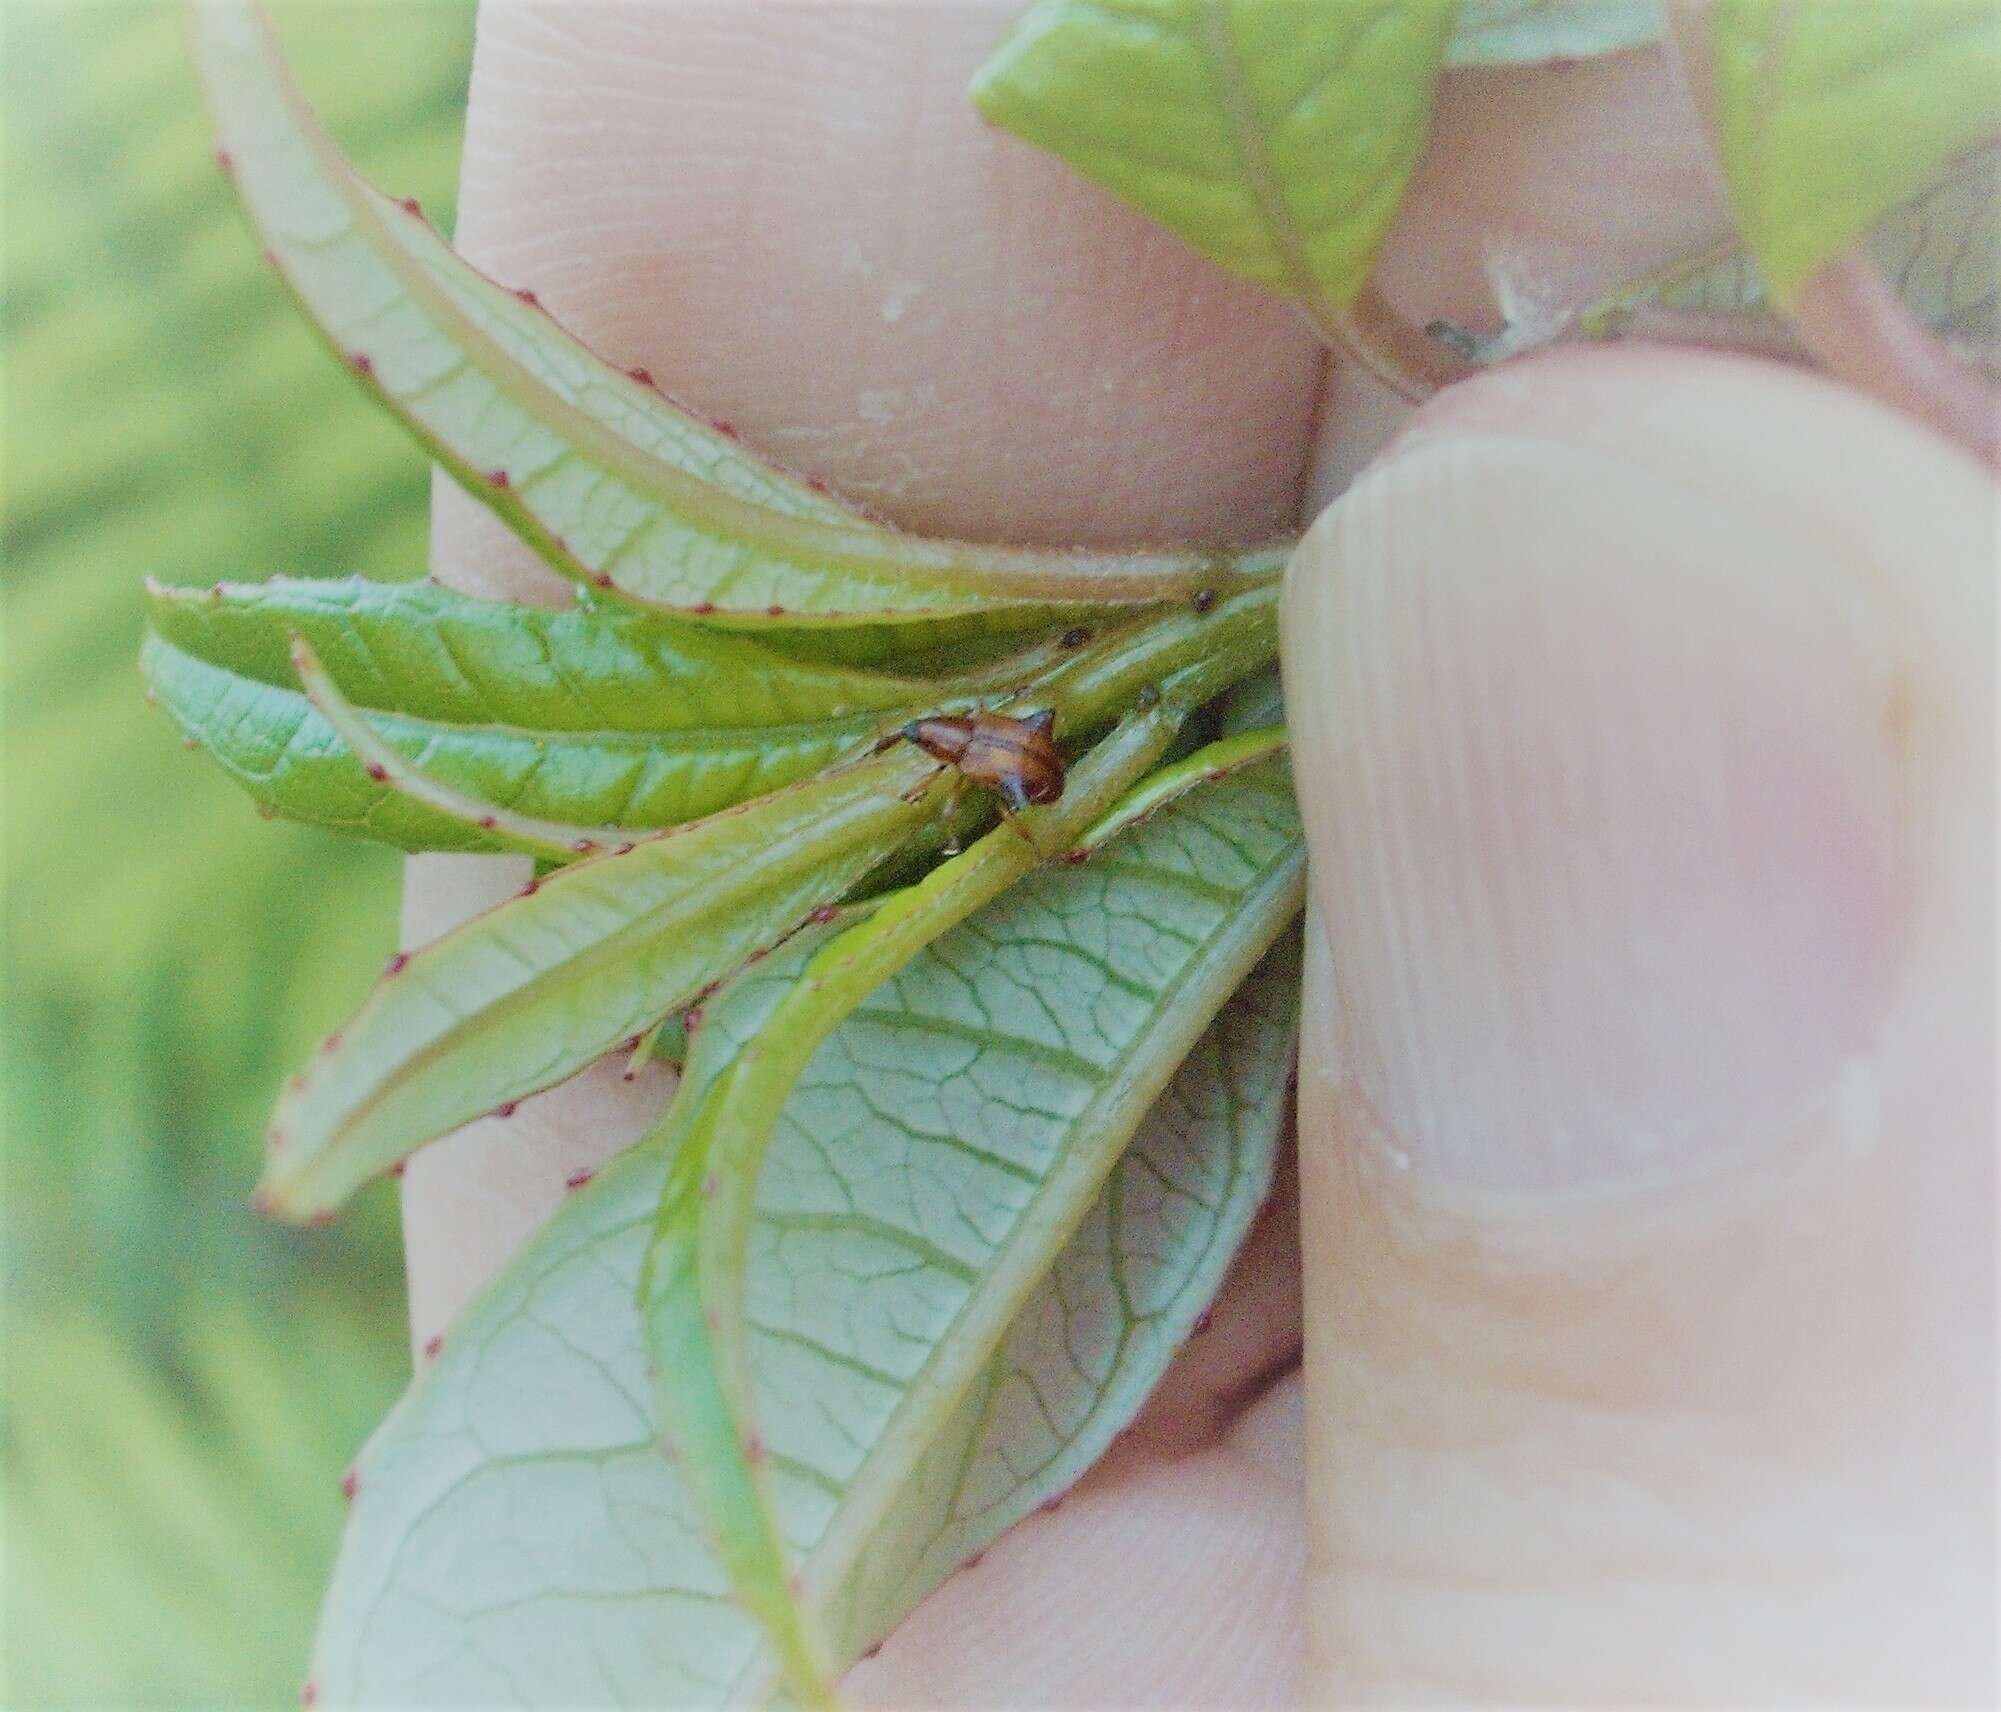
[1709,0,2001,301]
[1575,237,1771,339]
[256,749,944,1220]
[826,930,1301,1662]
[1581,140,2000,374]
[972,0,1456,316]
[1447,0,1661,68]
[311,767,1303,1705]
[192,2,1283,624]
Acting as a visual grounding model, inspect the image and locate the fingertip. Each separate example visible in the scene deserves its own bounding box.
[1287,349,1995,1702]
[1287,401,1905,1201]
[445,3,1321,548]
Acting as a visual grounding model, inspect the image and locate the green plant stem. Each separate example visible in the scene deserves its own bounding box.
[1033,579,1281,727]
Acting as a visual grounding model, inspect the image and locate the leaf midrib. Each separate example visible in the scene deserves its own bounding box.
[736,832,1306,1699]
[1195,0,1345,331]
[150,633,913,754]
[276,57,1279,610]
[278,767,929,1202]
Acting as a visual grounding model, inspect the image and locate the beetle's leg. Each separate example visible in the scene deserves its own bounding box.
[994,800,1044,857]
[939,778,967,856]
[873,724,944,802]
[900,759,951,805]
[994,775,1045,857]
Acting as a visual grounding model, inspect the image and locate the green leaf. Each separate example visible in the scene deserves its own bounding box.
[191,1,1286,625]
[141,629,898,853]
[254,748,946,1222]
[1220,661,1285,731]
[1574,234,1778,340]
[1580,139,2000,375]
[1073,724,1286,856]
[1872,140,2001,372]
[1447,0,1662,67]
[141,576,1009,851]
[252,577,1281,1221]
[1706,0,2001,302]
[646,707,1194,1705]
[825,930,1301,1662]
[308,765,1304,1704]
[146,577,957,735]
[289,634,636,864]
[971,0,1457,318]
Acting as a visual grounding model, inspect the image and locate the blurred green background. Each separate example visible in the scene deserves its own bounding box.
[4,4,477,1702]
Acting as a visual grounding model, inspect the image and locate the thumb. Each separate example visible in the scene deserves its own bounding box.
[1282,348,1994,1704]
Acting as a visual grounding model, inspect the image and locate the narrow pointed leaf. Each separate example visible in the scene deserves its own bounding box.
[144,526,1282,842]
[255,748,945,1221]
[309,762,1303,1705]
[192,2,1286,624]
[146,577,959,733]
[291,635,624,863]
[1072,724,1286,856]
[142,576,1040,850]
[1704,0,2001,303]
[141,630,906,853]
[971,0,1457,318]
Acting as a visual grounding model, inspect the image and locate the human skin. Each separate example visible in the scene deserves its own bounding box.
[400,7,1997,1703]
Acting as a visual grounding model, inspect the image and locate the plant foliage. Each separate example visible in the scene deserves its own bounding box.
[145,6,1302,1702]
[132,0,1997,1703]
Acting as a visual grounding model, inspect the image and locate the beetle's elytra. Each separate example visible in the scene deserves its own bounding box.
[902,709,1065,813]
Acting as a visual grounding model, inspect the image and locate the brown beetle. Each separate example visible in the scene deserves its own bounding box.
[892,708,1064,845]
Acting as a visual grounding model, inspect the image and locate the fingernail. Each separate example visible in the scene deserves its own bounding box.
[1282,432,1904,1198]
